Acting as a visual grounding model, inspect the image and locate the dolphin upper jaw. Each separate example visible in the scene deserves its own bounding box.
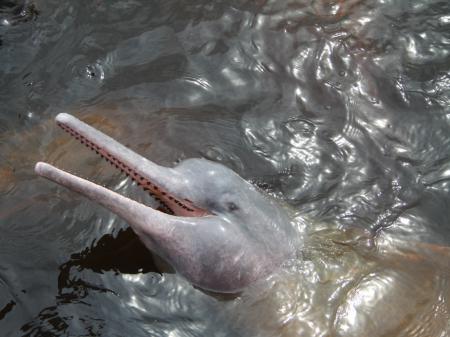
[35,113,297,293]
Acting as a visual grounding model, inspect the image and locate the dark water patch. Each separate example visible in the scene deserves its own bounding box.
[60,227,159,277]
[0,0,39,25]
[0,300,16,321]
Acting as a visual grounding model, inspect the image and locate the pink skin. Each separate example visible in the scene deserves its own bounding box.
[54,114,208,217]
[35,113,296,293]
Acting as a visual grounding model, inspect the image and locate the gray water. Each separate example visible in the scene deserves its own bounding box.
[1,0,450,336]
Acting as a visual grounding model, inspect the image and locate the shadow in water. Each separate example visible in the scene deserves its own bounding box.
[0,300,16,321]
[57,227,161,300]
[20,227,162,336]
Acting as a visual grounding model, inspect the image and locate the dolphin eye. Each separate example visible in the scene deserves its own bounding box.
[226,202,239,212]
[205,201,218,210]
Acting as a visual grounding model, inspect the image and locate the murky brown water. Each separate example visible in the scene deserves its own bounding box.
[1,0,450,336]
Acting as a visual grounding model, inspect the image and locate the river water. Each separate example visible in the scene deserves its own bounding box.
[1,0,450,336]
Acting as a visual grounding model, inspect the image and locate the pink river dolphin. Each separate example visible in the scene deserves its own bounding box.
[35,113,297,293]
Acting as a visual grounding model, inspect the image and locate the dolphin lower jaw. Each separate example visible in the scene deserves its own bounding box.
[34,162,181,237]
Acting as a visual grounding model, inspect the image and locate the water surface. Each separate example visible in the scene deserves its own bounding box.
[1,0,450,336]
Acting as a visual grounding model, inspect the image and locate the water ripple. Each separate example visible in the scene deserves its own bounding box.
[1,0,450,335]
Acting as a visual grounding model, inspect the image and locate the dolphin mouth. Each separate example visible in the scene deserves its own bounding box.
[42,113,209,218]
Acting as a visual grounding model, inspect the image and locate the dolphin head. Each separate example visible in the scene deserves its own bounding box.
[35,113,297,293]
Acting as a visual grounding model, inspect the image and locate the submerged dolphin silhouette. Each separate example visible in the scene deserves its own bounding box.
[35,113,297,293]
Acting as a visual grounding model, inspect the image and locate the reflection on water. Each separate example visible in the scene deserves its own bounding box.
[229,223,450,336]
[1,0,450,336]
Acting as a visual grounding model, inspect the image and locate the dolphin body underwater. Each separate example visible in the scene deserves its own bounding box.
[35,113,298,293]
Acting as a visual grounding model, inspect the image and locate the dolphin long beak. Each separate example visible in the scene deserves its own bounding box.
[38,113,208,218]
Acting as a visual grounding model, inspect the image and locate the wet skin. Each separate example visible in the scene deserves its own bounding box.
[35,113,297,293]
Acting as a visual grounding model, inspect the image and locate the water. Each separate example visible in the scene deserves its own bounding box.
[1,0,450,336]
